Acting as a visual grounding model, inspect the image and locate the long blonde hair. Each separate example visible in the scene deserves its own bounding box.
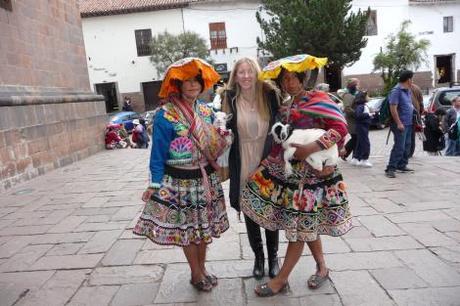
[226,57,270,121]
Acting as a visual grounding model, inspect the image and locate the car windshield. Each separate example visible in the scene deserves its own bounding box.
[438,89,460,106]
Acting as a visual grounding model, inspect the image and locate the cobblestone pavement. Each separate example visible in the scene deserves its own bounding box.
[1,128,459,306]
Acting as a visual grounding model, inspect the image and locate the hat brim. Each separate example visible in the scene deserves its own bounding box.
[159,58,220,98]
[259,54,328,80]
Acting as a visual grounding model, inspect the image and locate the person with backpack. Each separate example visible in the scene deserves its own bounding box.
[385,70,415,178]
[443,96,460,156]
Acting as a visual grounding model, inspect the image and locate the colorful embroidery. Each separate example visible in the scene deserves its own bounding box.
[169,136,193,160]
[316,129,342,150]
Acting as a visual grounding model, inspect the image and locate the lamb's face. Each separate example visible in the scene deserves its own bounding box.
[271,122,291,143]
[214,112,232,129]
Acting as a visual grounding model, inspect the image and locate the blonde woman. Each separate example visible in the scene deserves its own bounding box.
[221,58,281,279]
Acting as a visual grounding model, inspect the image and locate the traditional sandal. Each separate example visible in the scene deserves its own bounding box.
[205,273,218,287]
[307,269,329,289]
[190,278,213,292]
[255,282,289,297]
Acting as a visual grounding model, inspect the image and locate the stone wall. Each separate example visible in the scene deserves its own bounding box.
[0,86,107,192]
[0,1,107,191]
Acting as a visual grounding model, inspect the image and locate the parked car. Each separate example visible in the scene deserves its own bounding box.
[367,97,386,129]
[427,84,460,113]
[109,111,141,132]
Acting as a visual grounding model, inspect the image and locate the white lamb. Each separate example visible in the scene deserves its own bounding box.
[213,111,233,168]
[270,122,338,176]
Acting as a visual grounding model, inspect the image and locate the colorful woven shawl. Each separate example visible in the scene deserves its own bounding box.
[291,91,347,124]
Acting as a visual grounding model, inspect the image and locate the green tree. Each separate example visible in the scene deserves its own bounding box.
[150,31,211,77]
[373,21,430,95]
[256,0,369,91]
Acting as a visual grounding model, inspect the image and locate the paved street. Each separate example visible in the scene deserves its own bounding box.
[0,128,459,306]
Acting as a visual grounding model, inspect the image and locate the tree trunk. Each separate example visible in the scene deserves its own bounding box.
[324,65,343,92]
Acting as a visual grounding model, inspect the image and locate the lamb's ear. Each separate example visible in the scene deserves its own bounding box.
[225,113,233,121]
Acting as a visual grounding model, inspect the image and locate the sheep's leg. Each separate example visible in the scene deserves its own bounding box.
[284,147,296,176]
[307,155,323,171]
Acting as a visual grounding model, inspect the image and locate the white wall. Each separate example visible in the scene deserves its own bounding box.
[183,1,262,70]
[345,0,460,82]
[81,9,184,93]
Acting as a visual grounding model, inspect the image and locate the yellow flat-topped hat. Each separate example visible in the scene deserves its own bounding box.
[259,54,328,80]
[159,57,221,98]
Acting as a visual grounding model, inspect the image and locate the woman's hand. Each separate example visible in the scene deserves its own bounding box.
[312,165,335,178]
[142,188,156,202]
[291,142,320,160]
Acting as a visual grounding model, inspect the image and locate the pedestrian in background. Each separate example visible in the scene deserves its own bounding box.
[221,57,281,279]
[423,108,446,155]
[122,96,134,111]
[352,91,373,167]
[443,96,460,156]
[409,83,424,158]
[340,78,360,162]
[133,58,229,292]
[385,70,415,178]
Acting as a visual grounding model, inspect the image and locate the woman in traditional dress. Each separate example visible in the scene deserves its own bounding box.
[241,58,352,297]
[133,58,229,292]
[221,57,280,279]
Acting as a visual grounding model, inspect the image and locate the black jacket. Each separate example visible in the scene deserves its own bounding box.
[223,86,280,211]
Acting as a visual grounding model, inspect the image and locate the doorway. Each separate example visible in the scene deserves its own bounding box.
[95,82,119,113]
[142,81,162,111]
[435,54,454,85]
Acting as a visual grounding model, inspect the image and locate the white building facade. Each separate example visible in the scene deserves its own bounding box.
[80,0,460,111]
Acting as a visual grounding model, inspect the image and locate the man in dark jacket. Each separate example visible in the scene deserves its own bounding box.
[443,96,460,156]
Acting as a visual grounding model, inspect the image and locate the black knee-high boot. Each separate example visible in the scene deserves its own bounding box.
[265,229,279,278]
[244,214,264,279]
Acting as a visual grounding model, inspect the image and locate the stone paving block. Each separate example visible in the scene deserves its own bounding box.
[46,243,84,256]
[2,211,49,220]
[344,235,423,252]
[111,206,141,221]
[104,200,140,208]
[154,264,200,303]
[29,232,95,244]
[111,283,159,306]
[389,287,460,306]
[342,226,373,239]
[0,219,16,231]
[331,270,394,306]
[15,209,74,227]
[326,251,403,271]
[0,271,54,306]
[120,229,145,240]
[357,215,404,237]
[321,236,352,254]
[102,239,144,266]
[78,229,122,254]
[0,236,12,246]
[74,221,128,232]
[387,210,451,224]
[126,214,141,229]
[395,249,460,287]
[404,200,459,212]
[444,207,460,221]
[207,234,241,261]
[0,236,31,258]
[47,216,87,233]
[0,224,54,236]
[81,196,109,208]
[430,245,460,263]
[67,285,120,306]
[141,239,173,250]
[15,269,90,306]
[36,203,82,211]
[88,265,164,286]
[446,232,460,243]
[0,244,53,272]
[29,254,104,270]
[298,294,342,306]
[431,218,460,233]
[370,267,428,290]
[85,215,111,223]
[351,205,379,216]
[364,198,406,214]
[134,248,188,265]
[399,223,457,247]
[196,278,245,306]
[72,207,120,217]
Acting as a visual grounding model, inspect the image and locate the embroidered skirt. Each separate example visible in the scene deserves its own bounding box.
[133,165,229,246]
[241,157,352,242]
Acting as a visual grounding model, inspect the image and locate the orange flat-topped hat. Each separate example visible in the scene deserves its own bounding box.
[159,57,221,98]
